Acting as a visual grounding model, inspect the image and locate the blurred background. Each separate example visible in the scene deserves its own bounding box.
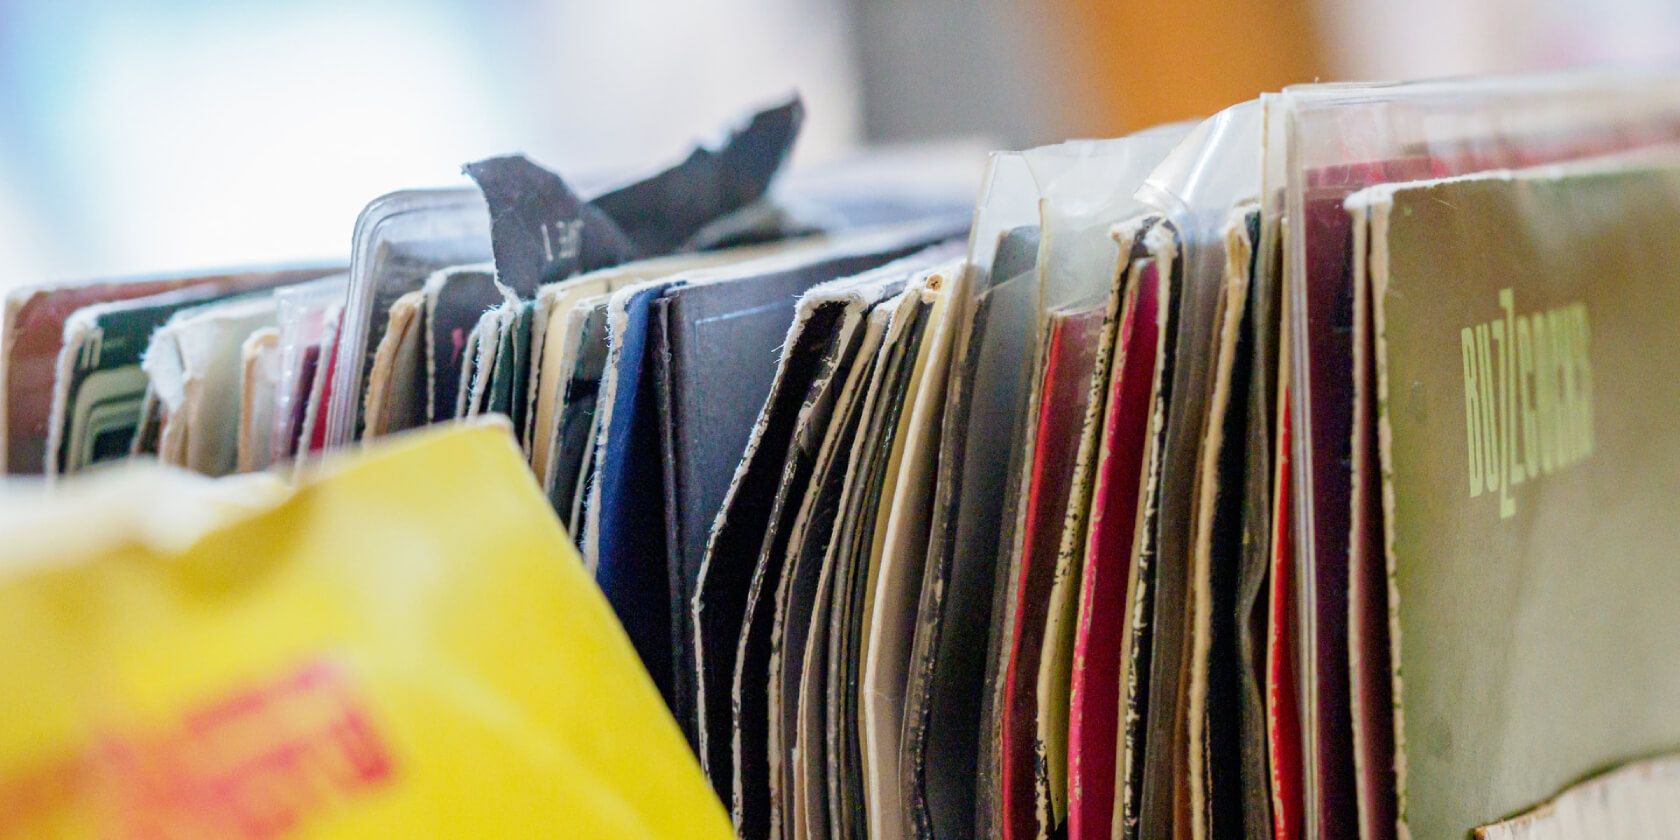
[2,0,1677,287]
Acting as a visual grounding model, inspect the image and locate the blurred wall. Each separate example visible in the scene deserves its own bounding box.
[845,0,1326,145]
[846,0,1074,149]
[1316,0,1680,79]
[0,0,862,286]
[1063,0,1327,134]
[3,0,1680,288]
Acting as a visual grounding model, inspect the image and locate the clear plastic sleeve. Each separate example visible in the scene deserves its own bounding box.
[1265,69,1680,840]
[272,273,350,465]
[324,189,493,448]
[1137,101,1262,294]
[1025,125,1192,315]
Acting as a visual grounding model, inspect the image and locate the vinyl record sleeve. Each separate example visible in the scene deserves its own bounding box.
[361,289,428,438]
[1037,214,1162,840]
[4,265,335,474]
[822,290,928,840]
[1346,193,1398,840]
[237,327,281,473]
[1134,219,1209,840]
[142,294,285,477]
[858,263,963,840]
[421,264,500,424]
[5,277,196,473]
[1183,213,1253,840]
[1113,251,1181,840]
[460,306,506,419]
[1229,201,1280,840]
[482,299,534,426]
[1270,76,1680,837]
[271,277,349,466]
[327,188,492,444]
[1265,386,1303,840]
[1065,250,1160,840]
[1355,161,1680,839]
[670,229,960,806]
[783,303,893,839]
[901,226,1038,840]
[451,311,486,421]
[722,290,871,837]
[996,304,1103,840]
[553,297,614,529]
[49,284,240,477]
[750,272,909,837]
[591,282,681,711]
[530,246,800,489]
[664,237,957,772]
[1113,105,1269,840]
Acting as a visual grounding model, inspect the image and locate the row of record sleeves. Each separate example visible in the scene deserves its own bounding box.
[6,72,1680,839]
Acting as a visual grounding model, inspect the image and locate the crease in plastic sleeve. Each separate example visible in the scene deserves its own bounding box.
[1025,126,1193,315]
